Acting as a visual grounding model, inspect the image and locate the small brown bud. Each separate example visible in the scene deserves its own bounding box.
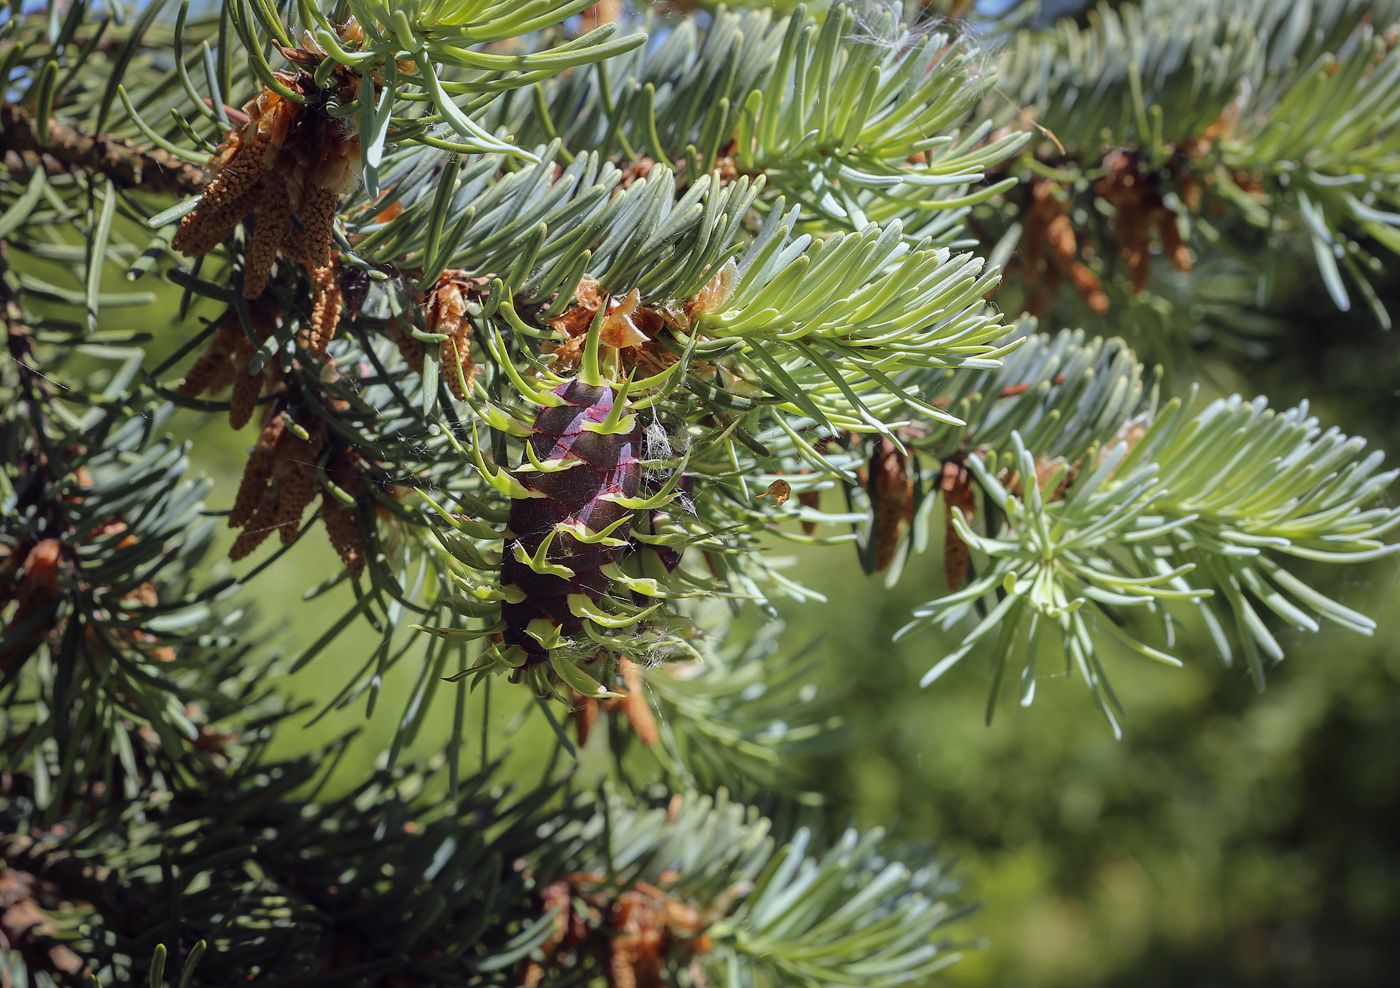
[941,460,977,592]
[618,658,658,748]
[797,489,821,535]
[869,439,913,573]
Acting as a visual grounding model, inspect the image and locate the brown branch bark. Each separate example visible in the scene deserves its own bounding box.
[0,103,206,198]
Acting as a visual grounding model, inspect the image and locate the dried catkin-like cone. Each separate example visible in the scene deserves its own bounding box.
[229,425,324,560]
[297,186,340,269]
[243,182,292,299]
[798,490,821,535]
[228,343,265,431]
[204,131,271,208]
[568,660,658,748]
[1098,151,1160,293]
[271,427,326,546]
[1155,206,1192,273]
[175,69,360,306]
[570,691,602,746]
[1121,211,1153,292]
[172,131,272,255]
[941,459,977,593]
[197,300,281,429]
[1046,212,1109,314]
[305,256,343,354]
[229,412,287,529]
[320,455,366,578]
[318,492,364,577]
[229,494,279,560]
[177,316,241,397]
[177,184,269,257]
[384,317,424,373]
[177,82,302,255]
[1024,179,1107,314]
[869,437,914,573]
[440,332,474,400]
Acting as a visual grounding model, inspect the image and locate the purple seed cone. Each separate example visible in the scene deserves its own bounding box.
[502,380,642,664]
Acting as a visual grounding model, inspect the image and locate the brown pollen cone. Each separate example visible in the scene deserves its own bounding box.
[228,410,327,560]
[384,317,425,374]
[172,63,361,347]
[319,450,367,579]
[177,317,241,399]
[940,459,977,592]
[1021,178,1108,314]
[869,438,914,573]
[177,301,282,431]
[1097,150,1192,294]
[229,412,287,529]
[797,489,821,535]
[302,254,344,355]
[224,394,373,577]
[570,690,602,746]
[243,182,293,299]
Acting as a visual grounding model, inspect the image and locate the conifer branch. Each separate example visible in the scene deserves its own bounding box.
[531,790,968,988]
[891,330,1400,733]
[0,103,207,198]
[987,0,1400,325]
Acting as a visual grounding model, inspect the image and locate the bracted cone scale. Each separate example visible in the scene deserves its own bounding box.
[501,379,643,664]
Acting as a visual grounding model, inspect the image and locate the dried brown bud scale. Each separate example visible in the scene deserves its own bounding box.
[869,438,914,573]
